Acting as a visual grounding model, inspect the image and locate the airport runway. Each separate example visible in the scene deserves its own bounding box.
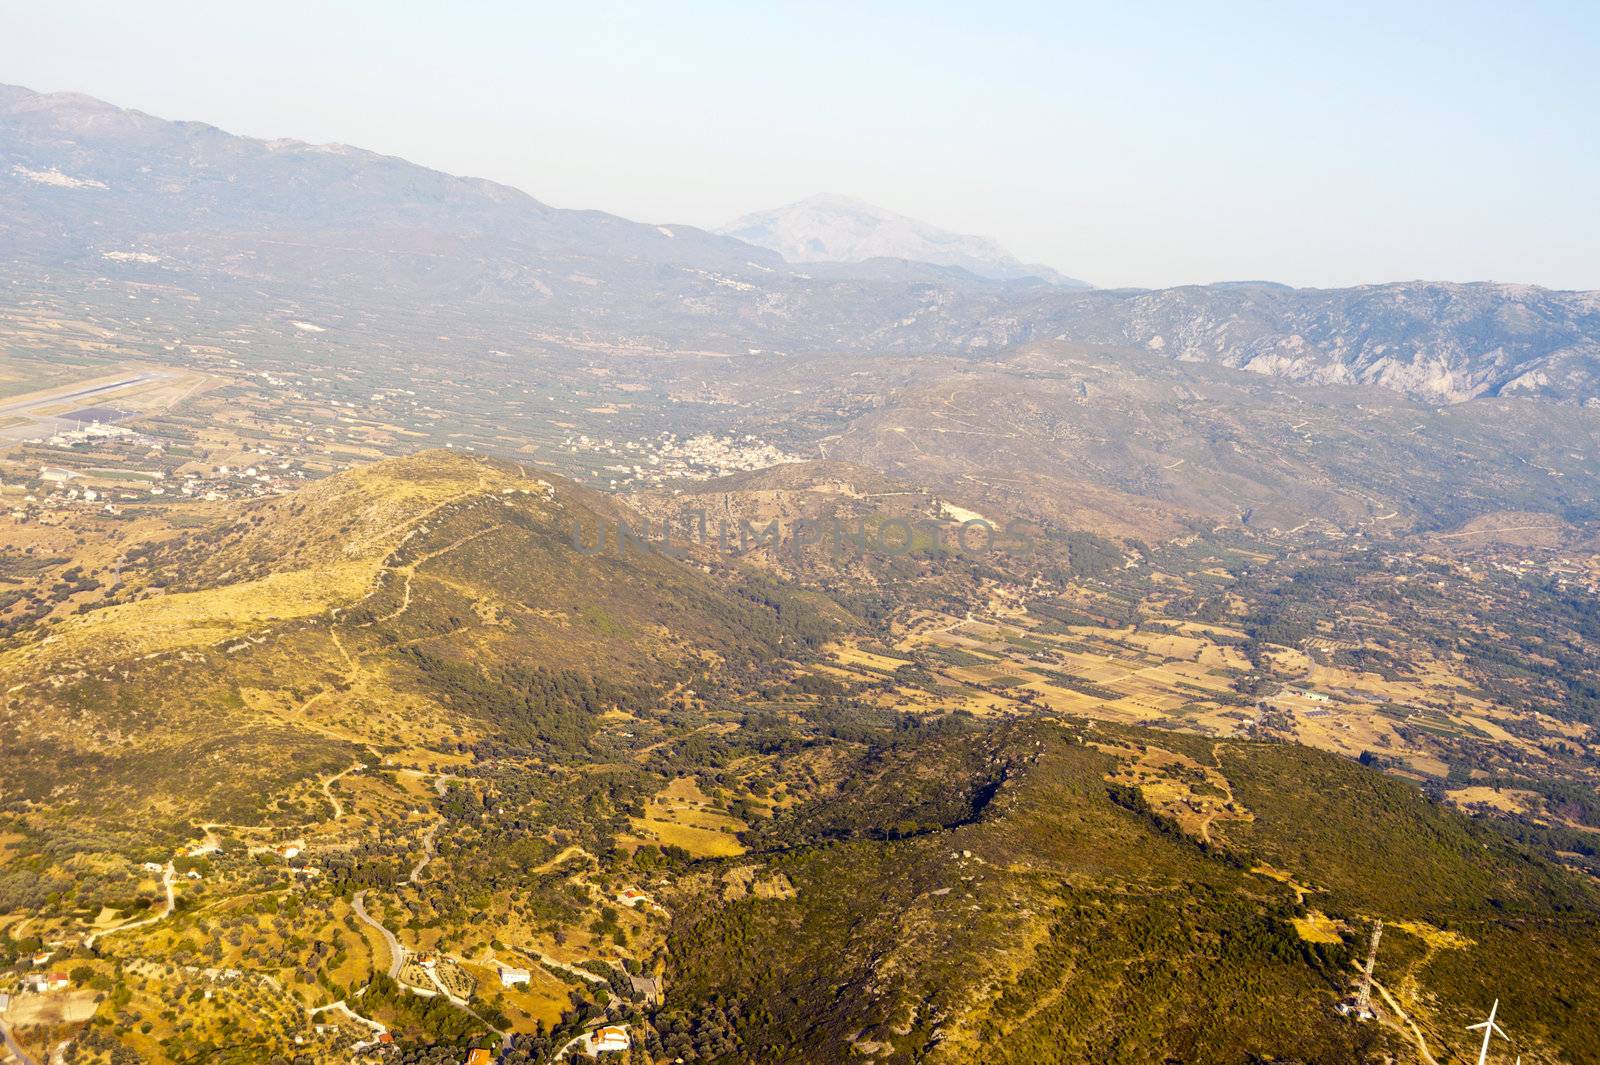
[0,370,182,443]
[0,371,169,419]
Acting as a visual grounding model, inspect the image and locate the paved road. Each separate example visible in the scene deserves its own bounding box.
[0,1017,39,1065]
[351,894,505,1039]
[352,890,405,979]
[552,1032,588,1061]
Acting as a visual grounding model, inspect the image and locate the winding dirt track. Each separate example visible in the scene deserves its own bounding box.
[86,862,176,948]
[409,820,444,884]
[1373,977,1442,1065]
[320,763,363,820]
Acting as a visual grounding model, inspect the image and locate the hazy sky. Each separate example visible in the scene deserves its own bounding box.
[6,1,1597,290]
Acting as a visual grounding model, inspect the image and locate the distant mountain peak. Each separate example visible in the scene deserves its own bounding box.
[720,194,1089,287]
[8,83,1600,403]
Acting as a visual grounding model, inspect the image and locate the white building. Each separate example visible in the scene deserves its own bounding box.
[497,965,531,988]
[584,1026,630,1055]
[26,972,69,993]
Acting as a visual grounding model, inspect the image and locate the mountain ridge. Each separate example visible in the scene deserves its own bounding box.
[0,449,836,829]
[4,81,1600,403]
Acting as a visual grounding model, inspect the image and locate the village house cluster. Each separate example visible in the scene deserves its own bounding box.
[561,430,801,488]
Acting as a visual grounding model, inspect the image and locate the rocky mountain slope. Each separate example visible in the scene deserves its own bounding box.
[698,344,1600,538]
[1024,280,1600,404]
[719,193,1088,286]
[4,82,1600,403]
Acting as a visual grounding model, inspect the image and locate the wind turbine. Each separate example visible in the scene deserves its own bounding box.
[1467,999,1509,1065]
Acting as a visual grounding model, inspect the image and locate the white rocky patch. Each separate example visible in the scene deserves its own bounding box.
[937,501,990,525]
[101,251,162,264]
[687,268,756,292]
[12,165,108,190]
[1501,369,1550,393]
[1363,354,1479,403]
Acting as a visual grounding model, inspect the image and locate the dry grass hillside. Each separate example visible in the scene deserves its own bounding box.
[0,451,835,830]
